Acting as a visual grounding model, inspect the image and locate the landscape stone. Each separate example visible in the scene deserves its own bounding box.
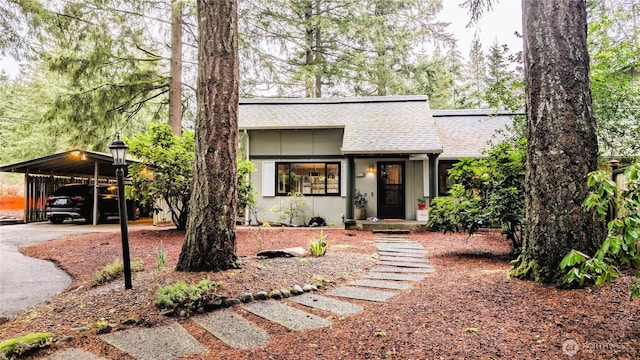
[302,284,314,292]
[348,279,413,290]
[223,298,241,307]
[288,293,364,316]
[291,284,304,295]
[257,247,308,258]
[193,309,269,349]
[243,301,332,331]
[269,289,283,300]
[99,322,206,360]
[238,292,253,303]
[254,291,269,300]
[327,286,399,302]
[280,288,291,298]
[363,272,425,281]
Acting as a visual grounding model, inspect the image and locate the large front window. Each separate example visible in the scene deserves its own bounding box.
[277,162,340,196]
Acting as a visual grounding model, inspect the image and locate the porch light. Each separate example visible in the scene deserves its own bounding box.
[368,165,375,173]
[109,133,128,166]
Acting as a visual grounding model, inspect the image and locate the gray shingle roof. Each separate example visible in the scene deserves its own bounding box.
[434,110,517,159]
[239,96,520,157]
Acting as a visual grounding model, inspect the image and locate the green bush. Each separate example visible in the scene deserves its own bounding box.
[309,230,329,256]
[0,332,51,359]
[155,279,222,317]
[91,259,144,287]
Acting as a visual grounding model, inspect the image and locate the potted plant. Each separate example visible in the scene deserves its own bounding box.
[354,190,368,220]
[417,196,427,210]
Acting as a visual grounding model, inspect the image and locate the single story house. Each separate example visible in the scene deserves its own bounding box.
[238,95,520,226]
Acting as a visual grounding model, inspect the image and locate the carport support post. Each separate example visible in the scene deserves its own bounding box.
[93,160,99,226]
[116,166,132,290]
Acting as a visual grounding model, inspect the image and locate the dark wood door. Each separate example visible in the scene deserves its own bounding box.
[377,162,405,219]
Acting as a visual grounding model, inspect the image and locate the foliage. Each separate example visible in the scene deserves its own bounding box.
[127,123,194,230]
[560,165,640,297]
[354,189,368,209]
[156,241,167,270]
[309,230,329,256]
[0,332,51,360]
[271,192,308,225]
[91,259,144,287]
[154,279,222,317]
[427,138,525,251]
[417,197,427,205]
[237,159,257,211]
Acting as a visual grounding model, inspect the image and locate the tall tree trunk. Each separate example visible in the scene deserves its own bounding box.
[510,0,605,283]
[169,0,183,136]
[176,0,239,272]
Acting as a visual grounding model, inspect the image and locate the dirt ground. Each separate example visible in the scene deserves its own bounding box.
[1,226,639,359]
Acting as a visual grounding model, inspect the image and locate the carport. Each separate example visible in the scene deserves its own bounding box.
[0,149,134,224]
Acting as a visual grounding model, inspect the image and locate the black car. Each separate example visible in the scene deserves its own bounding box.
[45,184,120,224]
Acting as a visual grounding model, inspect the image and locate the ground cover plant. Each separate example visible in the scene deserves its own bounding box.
[0,227,637,359]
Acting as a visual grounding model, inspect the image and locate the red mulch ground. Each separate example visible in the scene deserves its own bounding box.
[1,226,639,359]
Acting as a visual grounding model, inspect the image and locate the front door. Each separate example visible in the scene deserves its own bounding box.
[377,162,405,219]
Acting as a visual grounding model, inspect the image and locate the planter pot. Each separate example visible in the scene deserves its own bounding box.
[355,207,366,220]
[417,203,427,210]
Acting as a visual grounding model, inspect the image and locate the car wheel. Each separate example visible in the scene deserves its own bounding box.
[50,217,65,224]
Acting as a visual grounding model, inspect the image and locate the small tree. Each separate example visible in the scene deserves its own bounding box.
[271,192,308,226]
[128,123,194,230]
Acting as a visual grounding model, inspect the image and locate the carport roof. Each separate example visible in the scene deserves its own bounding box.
[0,149,135,178]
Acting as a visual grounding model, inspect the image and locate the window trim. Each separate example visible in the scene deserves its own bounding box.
[276,162,341,196]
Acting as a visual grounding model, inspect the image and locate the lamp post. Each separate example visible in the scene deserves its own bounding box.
[109,134,132,290]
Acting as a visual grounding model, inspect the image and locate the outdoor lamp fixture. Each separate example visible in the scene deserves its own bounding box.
[109,133,132,290]
[368,165,375,173]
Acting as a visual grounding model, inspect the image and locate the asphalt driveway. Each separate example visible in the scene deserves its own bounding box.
[0,219,155,319]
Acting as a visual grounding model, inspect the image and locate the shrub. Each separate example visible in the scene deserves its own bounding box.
[270,192,308,225]
[91,259,144,287]
[0,332,51,359]
[155,279,223,317]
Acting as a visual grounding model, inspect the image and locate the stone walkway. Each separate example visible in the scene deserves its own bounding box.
[44,235,435,360]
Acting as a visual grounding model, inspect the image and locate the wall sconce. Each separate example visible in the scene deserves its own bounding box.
[368,165,375,173]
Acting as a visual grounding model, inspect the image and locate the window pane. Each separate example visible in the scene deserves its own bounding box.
[326,164,339,194]
[292,163,325,194]
[277,164,290,194]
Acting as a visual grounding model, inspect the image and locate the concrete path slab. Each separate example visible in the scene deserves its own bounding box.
[373,266,435,273]
[99,322,206,360]
[377,260,433,268]
[379,256,428,263]
[364,272,425,281]
[193,309,269,349]
[327,286,398,302]
[44,348,108,360]
[374,236,411,242]
[378,250,428,258]
[243,301,332,331]
[349,279,413,290]
[376,244,425,251]
[288,293,363,316]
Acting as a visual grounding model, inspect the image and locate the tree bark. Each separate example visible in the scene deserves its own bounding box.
[176,0,239,272]
[169,0,183,136]
[510,0,605,283]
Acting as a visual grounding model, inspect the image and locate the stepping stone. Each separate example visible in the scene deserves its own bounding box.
[373,266,435,274]
[375,236,411,242]
[377,260,433,268]
[193,309,269,349]
[376,247,427,255]
[243,301,331,331]
[100,322,206,360]
[44,348,108,360]
[327,286,398,302]
[364,272,425,281]
[379,251,428,258]
[288,293,363,316]
[376,244,425,251]
[379,256,428,263]
[349,279,413,290]
[372,229,410,234]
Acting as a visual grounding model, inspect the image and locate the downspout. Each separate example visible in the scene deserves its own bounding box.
[344,155,356,226]
[244,129,250,225]
[428,153,439,206]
